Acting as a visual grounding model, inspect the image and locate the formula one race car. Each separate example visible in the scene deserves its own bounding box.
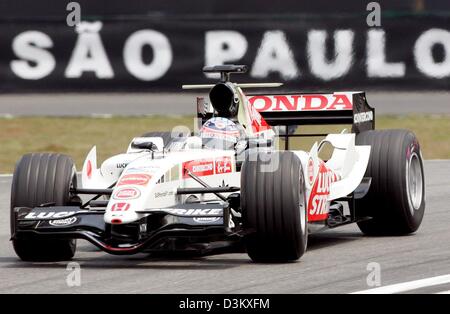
[10,65,425,262]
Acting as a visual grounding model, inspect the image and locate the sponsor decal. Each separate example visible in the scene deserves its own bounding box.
[307,161,338,222]
[406,139,420,160]
[113,187,140,200]
[117,173,151,186]
[215,156,233,174]
[183,159,215,178]
[49,216,78,226]
[110,202,131,211]
[154,190,175,198]
[200,130,240,143]
[201,128,240,137]
[193,217,221,223]
[307,157,314,185]
[247,98,271,133]
[354,111,374,124]
[249,94,353,112]
[183,157,234,178]
[201,118,241,137]
[202,117,238,130]
[332,172,341,182]
[164,208,223,216]
[86,160,92,179]
[24,211,77,220]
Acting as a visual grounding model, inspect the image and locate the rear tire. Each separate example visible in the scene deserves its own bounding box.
[241,151,308,262]
[11,153,77,261]
[355,130,425,235]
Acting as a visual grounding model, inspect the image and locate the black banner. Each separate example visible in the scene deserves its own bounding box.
[1,14,450,92]
[1,0,432,18]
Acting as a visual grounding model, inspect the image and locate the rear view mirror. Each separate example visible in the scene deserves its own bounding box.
[131,139,158,151]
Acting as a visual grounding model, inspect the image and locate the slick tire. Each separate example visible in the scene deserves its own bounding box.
[11,153,77,261]
[355,130,425,235]
[241,151,308,262]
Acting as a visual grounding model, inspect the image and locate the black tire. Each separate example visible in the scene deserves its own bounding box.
[140,131,188,148]
[241,151,308,262]
[11,153,77,261]
[355,130,425,235]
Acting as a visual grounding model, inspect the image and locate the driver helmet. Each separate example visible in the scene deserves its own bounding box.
[200,117,243,150]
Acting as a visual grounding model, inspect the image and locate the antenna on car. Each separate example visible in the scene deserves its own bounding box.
[182,64,283,89]
[204,64,248,82]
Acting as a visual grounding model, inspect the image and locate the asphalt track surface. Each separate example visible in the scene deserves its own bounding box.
[0,160,449,294]
[0,91,450,116]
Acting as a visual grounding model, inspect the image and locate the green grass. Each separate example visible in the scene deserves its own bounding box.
[0,115,449,173]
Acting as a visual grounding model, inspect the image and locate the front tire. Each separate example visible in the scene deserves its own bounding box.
[11,153,77,261]
[355,130,425,235]
[241,151,308,262]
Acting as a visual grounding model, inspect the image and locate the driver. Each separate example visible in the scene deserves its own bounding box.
[200,117,245,150]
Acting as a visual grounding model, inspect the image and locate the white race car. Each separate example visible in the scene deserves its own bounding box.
[10,65,425,262]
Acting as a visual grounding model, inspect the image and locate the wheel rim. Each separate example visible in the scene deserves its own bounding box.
[300,202,306,234]
[406,152,423,214]
[299,177,307,235]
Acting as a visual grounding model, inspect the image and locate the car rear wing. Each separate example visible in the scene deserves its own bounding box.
[247,92,375,134]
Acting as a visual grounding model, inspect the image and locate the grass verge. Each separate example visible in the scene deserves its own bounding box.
[0,114,448,173]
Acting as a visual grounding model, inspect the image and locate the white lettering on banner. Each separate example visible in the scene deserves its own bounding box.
[414,28,450,78]
[205,31,248,79]
[65,22,114,79]
[251,30,299,80]
[367,29,405,78]
[307,30,354,80]
[10,31,55,79]
[7,27,450,84]
[124,30,172,81]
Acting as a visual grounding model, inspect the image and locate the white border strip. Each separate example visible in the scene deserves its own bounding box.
[351,274,450,294]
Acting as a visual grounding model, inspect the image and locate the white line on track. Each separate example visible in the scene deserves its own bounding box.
[351,274,450,294]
